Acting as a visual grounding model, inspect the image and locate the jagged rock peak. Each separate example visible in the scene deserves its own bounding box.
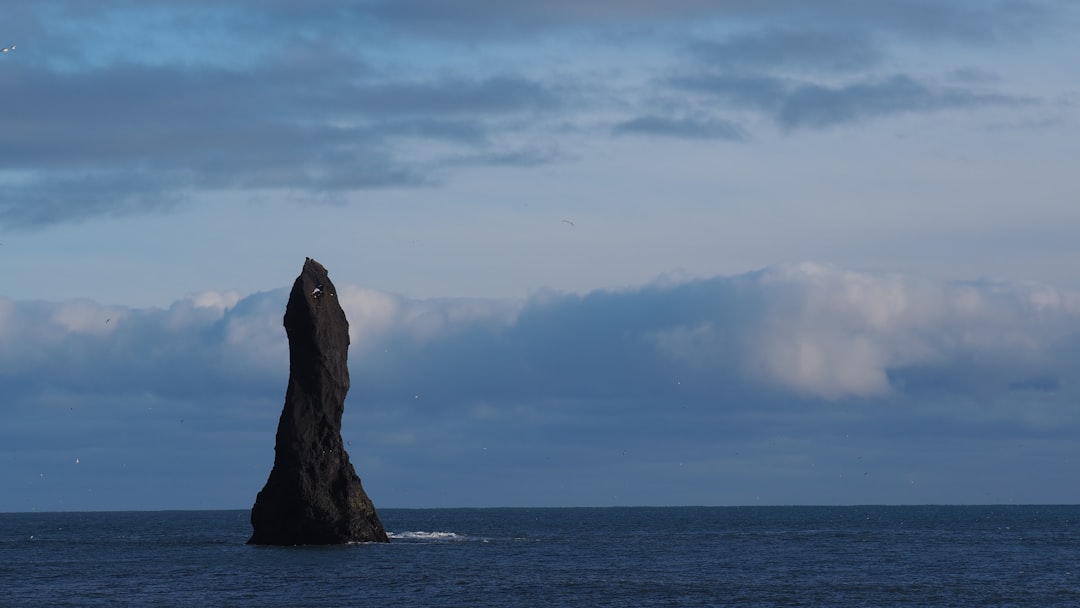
[247,258,388,545]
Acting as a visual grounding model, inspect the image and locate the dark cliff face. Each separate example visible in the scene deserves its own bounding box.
[248,258,388,545]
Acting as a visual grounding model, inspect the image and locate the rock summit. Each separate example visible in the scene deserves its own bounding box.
[248,258,388,545]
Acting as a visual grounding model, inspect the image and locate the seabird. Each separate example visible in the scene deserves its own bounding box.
[1,45,15,53]
[561,219,574,227]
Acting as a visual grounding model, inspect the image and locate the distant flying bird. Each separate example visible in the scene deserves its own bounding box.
[1,45,15,53]
[561,219,574,227]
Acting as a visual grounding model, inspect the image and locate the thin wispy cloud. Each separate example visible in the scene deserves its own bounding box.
[0,0,1070,229]
[669,73,1024,130]
[0,59,557,228]
[612,116,746,141]
[689,28,884,73]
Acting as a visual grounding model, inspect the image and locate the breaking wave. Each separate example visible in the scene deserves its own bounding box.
[388,531,466,542]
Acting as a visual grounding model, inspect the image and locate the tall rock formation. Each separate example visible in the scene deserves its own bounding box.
[248,258,388,545]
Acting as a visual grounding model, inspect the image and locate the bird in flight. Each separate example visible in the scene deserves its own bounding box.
[1,45,15,53]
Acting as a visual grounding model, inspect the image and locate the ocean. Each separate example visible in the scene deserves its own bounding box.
[1,505,1077,607]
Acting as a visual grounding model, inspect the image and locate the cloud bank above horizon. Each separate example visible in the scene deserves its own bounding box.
[4,264,1079,511]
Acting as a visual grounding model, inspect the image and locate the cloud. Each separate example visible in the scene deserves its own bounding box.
[731,265,1076,398]
[645,3,1058,134]
[0,51,560,230]
[361,0,1064,43]
[0,175,185,230]
[0,1,1068,230]
[4,264,1078,410]
[362,0,739,35]
[6,264,1080,509]
[612,116,745,141]
[9,0,1060,41]
[669,72,1025,130]
[690,28,883,73]
[0,291,284,401]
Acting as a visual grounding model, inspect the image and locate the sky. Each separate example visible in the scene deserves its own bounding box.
[2,0,1080,512]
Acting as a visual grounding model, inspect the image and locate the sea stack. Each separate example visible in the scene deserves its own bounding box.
[248,258,388,545]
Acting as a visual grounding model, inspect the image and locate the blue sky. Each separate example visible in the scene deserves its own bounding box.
[2,1,1080,511]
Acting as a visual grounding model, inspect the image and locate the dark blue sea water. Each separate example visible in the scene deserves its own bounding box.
[1,506,1078,607]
